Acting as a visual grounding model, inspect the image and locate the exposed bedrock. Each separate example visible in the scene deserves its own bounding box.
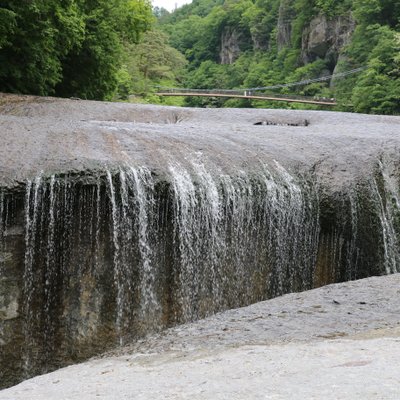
[1,94,400,388]
[301,13,355,66]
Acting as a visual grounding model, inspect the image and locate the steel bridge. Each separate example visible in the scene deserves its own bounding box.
[156,89,337,106]
[155,67,367,107]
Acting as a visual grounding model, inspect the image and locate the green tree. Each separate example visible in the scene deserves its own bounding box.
[0,8,16,49]
[0,1,85,95]
[0,0,153,99]
[353,0,400,26]
[116,29,187,99]
[352,28,400,114]
[131,30,187,81]
[56,0,153,99]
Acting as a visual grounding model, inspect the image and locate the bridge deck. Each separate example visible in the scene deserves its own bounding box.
[156,92,337,106]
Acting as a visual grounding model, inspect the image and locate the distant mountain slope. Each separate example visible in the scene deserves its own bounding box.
[159,0,400,114]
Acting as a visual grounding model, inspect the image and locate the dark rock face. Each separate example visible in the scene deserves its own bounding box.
[301,14,355,66]
[219,28,243,65]
[1,94,400,388]
[226,3,355,72]
[277,0,295,50]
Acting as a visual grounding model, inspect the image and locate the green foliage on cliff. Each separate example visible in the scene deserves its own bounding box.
[157,0,400,114]
[0,0,153,100]
[350,28,400,114]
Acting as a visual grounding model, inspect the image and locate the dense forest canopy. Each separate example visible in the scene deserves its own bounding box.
[0,0,153,99]
[0,0,399,114]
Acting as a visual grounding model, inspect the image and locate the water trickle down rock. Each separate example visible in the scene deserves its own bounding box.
[106,167,162,343]
[1,155,400,388]
[371,159,400,274]
[0,188,25,387]
[167,160,320,321]
[314,157,400,287]
[18,175,114,380]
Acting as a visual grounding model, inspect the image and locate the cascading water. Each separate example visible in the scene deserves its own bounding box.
[169,161,222,321]
[165,159,322,321]
[313,157,400,286]
[1,156,400,388]
[18,175,110,376]
[23,174,43,374]
[129,167,159,330]
[0,191,5,365]
[106,166,161,342]
[345,192,360,280]
[17,161,321,352]
[0,191,5,275]
[373,160,400,273]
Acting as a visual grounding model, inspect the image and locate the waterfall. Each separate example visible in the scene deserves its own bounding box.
[345,192,360,280]
[313,157,400,286]
[0,189,5,358]
[369,160,400,274]
[0,190,5,275]
[23,174,43,374]
[169,161,219,321]
[106,167,160,341]
[166,160,320,320]
[129,167,159,326]
[1,156,400,387]
[18,161,321,349]
[106,169,124,341]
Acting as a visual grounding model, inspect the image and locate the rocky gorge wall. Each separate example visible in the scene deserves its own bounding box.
[219,0,355,73]
[1,94,400,388]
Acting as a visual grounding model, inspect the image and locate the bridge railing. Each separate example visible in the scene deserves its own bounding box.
[154,86,336,104]
[155,86,241,95]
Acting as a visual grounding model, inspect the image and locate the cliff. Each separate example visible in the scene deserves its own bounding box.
[220,5,355,71]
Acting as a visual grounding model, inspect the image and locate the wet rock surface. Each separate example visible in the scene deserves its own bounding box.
[1,93,400,389]
[1,274,399,399]
[0,92,400,191]
[107,274,400,354]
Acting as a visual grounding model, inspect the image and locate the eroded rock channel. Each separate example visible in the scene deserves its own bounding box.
[1,93,400,388]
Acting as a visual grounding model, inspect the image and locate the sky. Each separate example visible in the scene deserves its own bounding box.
[152,0,192,12]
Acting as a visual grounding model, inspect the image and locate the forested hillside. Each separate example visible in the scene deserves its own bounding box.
[0,0,154,100]
[157,0,400,114]
[0,0,399,113]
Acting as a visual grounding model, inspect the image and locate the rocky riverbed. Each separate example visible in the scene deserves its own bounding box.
[1,92,400,191]
[1,274,399,399]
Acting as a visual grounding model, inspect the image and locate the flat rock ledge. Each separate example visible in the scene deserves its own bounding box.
[1,274,399,400]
